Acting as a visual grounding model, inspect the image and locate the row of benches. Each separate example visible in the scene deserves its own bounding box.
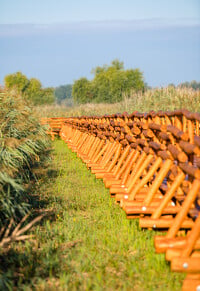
[43,110,200,291]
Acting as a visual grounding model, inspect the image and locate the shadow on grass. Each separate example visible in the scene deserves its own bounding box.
[28,167,60,209]
[0,166,63,290]
[0,244,64,290]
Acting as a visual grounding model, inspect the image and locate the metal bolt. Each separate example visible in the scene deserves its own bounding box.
[153,224,156,229]
[124,195,128,199]
[171,202,175,206]
[142,206,146,211]
[183,262,188,269]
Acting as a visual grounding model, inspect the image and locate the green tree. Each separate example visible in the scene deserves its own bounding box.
[111,59,124,70]
[91,65,107,76]
[4,72,55,105]
[4,72,29,94]
[124,69,145,93]
[92,70,111,103]
[72,78,92,104]
[72,60,145,104]
[54,84,72,104]
[41,88,55,105]
[25,78,42,102]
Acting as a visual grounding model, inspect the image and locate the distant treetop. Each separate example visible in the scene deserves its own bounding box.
[178,80,200,90]
[4,72,55,105]
[54,84,72,104]
[72,59,145,104]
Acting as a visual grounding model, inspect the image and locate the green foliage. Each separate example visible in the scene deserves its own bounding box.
[111,59,124,70]
[72,77,93,104]
[4,72,55,105]
[4,71,29,94]
[72,59,145,104]
[0,92,51,229]
[42,88,55,105]
[54,84,72,104]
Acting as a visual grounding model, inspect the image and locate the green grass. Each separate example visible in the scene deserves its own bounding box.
[1,139,185,290]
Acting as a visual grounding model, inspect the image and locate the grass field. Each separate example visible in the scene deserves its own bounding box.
[1,139,185,290]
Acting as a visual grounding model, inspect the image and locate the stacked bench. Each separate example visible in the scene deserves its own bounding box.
[41,117,68,140]
[43,110,200,291]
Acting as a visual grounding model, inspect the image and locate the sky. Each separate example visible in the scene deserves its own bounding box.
[0,0,200,87]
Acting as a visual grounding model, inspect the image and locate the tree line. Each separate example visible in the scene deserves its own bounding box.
[4,61,200,106]
[72,60,145,104]
[55,78,200,104]
[178,80,200,90]
[4,72,55,105]
[4,60,145,105]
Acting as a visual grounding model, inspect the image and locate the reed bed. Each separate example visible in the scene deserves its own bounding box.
[0,91,51,235]
[35,87,200,118]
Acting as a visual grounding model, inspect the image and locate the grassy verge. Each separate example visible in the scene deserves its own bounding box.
[2,139,184,290]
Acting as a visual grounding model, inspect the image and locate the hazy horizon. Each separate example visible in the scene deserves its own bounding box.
[1,1,200,88]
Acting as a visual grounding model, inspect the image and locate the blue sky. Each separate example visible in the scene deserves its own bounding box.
[0,0,200,87]
[1,0,200,23]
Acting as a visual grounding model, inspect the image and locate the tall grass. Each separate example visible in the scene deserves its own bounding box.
[0,91,51,230]
[35,87,200,117]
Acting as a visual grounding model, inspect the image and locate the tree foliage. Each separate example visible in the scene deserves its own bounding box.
[72,60,145,104]
[54,84,72,104]
[4,72,55,105]
[72,78,93,104]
